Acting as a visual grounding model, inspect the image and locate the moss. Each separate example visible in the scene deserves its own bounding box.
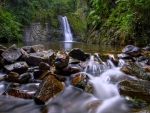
[66,13,87,39]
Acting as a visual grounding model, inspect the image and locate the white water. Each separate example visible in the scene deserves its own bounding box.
[61,16,73,42]
[84,55,129,113]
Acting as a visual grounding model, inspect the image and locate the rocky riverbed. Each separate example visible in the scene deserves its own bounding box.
[0,44,150,113]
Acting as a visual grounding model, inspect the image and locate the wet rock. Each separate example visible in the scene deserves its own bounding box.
[30,44,45,53]
[21,46,32,54]
[71,72,89,89]
[69,48,90,61]
[122,45,141,57]
[5,71,19,82]
[33,69,43,79]
[34,75,64,104]
[2,44,22,63]
[59,66,81,75]
[52,73,66,82]
[117,53,132,59]
[22,50,54,66]
[5,72,31,83]
[120,62,150,80]
[125,96,148,109]
[86,100,101,113]
[39,62,50,71]
[20,48,28,55]
[4,61,28,74]
[39,70,51,80]
[118,80,150,103]
[54,51,69,69]
[3,88,33,99]
[18,73,32,83]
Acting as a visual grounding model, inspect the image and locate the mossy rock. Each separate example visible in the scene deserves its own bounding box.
[118,80,150,103]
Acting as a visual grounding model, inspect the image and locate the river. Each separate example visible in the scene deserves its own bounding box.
[0,41,145,113]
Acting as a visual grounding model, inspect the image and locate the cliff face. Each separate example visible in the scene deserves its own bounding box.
[22,23,58,42]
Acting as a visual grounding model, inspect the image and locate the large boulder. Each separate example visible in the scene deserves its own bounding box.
[120,62,150,80]
[56,66,81,75]
[118,80,150,103]
[22,50,54,66]
[21,46,32,54]
[2,44,22,63]
[39,62,50,71]
[5,71,19,82]
[34,75,64,104]
[122,45,141,57]
[30,44,45,53]
[69,48,90,61]
[4,61,28,74]
[54,51,69,69]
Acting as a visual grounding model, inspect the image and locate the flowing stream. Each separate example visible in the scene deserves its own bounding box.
[0,42,133,113]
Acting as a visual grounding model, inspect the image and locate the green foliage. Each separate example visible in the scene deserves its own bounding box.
[0,7,22,42]
[0,0,76,42]
[49,0,75,15]
[86,0,150,46]
[4,0,75,26]
[66,13,86,35]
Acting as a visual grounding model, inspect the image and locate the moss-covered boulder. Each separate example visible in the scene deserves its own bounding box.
[118,80,150,103]
[120,62,150,80]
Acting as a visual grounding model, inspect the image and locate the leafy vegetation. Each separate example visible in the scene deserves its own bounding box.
[0,0,76,42]
[0,6,22,42]
[86,0,150,46]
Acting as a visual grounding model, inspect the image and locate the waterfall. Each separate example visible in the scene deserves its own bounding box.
[60,16,73,42]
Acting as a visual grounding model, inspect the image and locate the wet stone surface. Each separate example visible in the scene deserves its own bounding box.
[118,80,150,103]
[34,75,64,104]
[2,44,22,63]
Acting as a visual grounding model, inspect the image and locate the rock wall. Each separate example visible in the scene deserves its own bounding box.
[22,23,58,42]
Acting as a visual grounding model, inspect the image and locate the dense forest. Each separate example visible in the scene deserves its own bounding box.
[0,0,150,46]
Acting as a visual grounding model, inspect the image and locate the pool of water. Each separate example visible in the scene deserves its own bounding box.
[0,41,123,54]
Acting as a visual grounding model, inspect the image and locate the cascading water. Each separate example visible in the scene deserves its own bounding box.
[60,16,73,42]
[83,55,130,113]
[0,53,131,113]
